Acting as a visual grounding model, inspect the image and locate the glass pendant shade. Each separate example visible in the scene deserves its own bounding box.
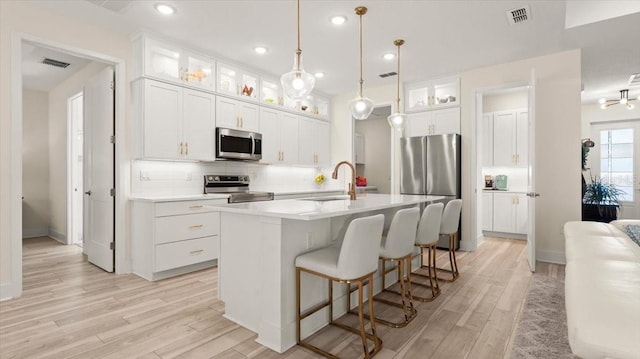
[349,91,375,120]
[281,53,315,100]
[387,112,408,130]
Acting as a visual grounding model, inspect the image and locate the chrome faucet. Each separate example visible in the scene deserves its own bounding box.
[332,161,357,200]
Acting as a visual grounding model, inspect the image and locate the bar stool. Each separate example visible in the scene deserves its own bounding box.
[436,199,463,282]
[410,202,444,302]
[349,207,420,328]
[295,214,384,359]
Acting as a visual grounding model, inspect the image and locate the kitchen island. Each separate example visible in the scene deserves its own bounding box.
[213,193,444,353]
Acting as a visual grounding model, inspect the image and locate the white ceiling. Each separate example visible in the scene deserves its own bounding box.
[22,43,91,92]
[23,0,640,104]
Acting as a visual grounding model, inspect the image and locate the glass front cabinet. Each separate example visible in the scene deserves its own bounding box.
[405,76,460,112]
[259,77,330,120]
[217,62,259,102]
[136,36,215,90]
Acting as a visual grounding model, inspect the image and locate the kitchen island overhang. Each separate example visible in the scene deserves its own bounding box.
[212,193,445,353]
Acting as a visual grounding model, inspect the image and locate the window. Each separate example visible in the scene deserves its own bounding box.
[600,128,634,202]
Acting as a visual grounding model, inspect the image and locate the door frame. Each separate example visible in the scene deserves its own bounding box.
[8,32,128,299]
[67,91,84,247]
[468,80,530,253]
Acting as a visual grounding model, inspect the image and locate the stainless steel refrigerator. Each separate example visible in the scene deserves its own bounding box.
[400,133,461,248]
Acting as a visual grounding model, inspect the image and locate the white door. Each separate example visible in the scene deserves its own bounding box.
[183,89,215,161]
[493,192,515,233]
[238,102,259,131]
[516,110,528,167]
[314,120,330,166]
[83,67,115,272]
[526,70,537,272]
[590,120,640,219]
[280,112,299,164]
[69,93,84,246]
[144,80,182,159]
[482,113,493,167]
[493,111,516,166]
[432,107,461,134]
[216,96,239,129]
[259,108,280,164]
[298,117,315,165]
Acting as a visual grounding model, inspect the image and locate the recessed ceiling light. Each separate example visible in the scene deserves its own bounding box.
[254,46,268,55]
[331,16,347,25]
[155,4,175,15]
[314,72,325,78]
[383,53,395,60]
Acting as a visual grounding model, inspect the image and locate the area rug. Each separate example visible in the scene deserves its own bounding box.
[510,273,579,359]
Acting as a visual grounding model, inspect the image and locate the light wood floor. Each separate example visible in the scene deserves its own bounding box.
[0,236,542,359]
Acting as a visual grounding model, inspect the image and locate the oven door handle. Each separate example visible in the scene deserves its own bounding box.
[250,134,255,156]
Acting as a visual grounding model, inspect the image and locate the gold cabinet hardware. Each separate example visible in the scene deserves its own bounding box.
[516,154,520,164]
[189,224,204,229]
[185,142,189,156]
[240,117,244,128]
[190,249,204,255]
[189,205,204,209]
[180,142,184,156]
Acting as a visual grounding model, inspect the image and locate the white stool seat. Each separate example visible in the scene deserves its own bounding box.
[295,246,340,278]
[295,214,385,358]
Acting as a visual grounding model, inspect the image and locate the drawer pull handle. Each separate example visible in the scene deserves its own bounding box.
[189,224,204,229]
[189,205,204,209]
[190,249,204,255]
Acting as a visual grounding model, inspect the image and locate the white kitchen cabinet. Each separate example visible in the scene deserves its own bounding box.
[404,107,460,137]
[492,109,527,167]
[482,192,493,231]
[131,198,227,281]
[405,76,460,112]
[299,116,331,166]
[217,62,259,101]
[134,79,215,161]
[134,36,216,90]
[490,192,528,234]
[482,113,494,167]
[260,107,299,165]
[355,133,365,164]
[216,96,259,132]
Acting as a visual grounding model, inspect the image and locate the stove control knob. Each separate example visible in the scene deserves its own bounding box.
[214,176,220,182]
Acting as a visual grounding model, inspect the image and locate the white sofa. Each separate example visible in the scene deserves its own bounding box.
[564,220,640,359]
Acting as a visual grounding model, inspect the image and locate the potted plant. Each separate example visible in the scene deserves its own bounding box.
[582,176,624,222]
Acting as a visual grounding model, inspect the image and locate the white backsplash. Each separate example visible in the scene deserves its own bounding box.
[131,160,345,196]
[482,166,528,191]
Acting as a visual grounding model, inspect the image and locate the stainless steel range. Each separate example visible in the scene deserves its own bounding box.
[204,175,274,203]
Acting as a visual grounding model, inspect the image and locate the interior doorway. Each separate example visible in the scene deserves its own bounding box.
[473,80,537,272]
[9,33,126,299]
[353,105,392,193]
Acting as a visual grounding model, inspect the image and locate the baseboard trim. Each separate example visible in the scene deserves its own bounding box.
[0,282,17,301]
[48,229,67,244]
[537,250,566,265]
[22,228,49,239]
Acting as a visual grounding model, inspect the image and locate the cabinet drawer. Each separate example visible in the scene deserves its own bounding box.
[155,212,219,244]
[155,199,227,217]
[155,236,219,272]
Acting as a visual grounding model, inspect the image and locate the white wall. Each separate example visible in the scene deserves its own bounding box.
[22,89,50,238]
[47,61,109,242]
[355,117,392,193]
[1,0,132,297]
[461,49,582,263]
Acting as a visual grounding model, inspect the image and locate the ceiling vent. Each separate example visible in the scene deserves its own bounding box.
[506,5,531,25]
[41,58,71,68]
[378,71,397,78]
[629,73,640,87]
[86,0,133,13]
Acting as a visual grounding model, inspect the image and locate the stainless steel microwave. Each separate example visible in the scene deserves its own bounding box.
[216,128,262,161]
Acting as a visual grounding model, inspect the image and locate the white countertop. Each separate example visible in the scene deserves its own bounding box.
[272,188,344,196]
[130,193,230,202]
[482,189,528,194]
[211,193,445,220]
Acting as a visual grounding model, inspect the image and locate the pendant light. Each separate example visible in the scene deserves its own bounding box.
[349,6,374,120]
[388,39,408,130]
[281,0,315,101]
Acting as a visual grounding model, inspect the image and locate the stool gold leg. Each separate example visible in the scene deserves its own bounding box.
[296,267,301,344]
[357,280,370,358]
[369,273,381,355]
